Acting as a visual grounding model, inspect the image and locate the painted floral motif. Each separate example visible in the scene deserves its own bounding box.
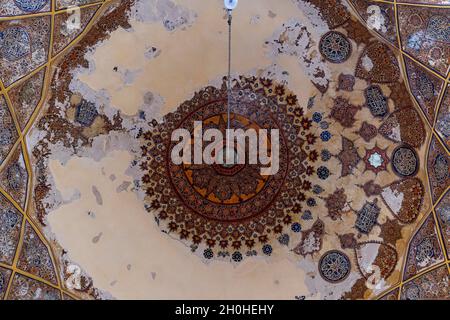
[139,77,318,259]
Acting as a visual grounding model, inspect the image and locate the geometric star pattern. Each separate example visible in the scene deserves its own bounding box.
[349,0,450,299]
[0,0,449,300]
[0,0,112,301]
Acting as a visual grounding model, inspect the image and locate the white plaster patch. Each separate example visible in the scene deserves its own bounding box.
[361,54,374,72]
[298,257,360,300]
[389,123,402,142]
[131,0,197,31]
[381,187,404,216]
[300,231,320,255]
[355,242,379,276]
[366,5,387,33]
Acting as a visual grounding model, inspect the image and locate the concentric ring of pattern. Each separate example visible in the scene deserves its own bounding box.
[139,77,318,259]
[391,145,419,177]
[319,31,352,63]
[319,250,351,283]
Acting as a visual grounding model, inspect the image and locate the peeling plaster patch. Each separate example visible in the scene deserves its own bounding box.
[67,0,196,118]
[257,64,291,85]
[361,55,374,72]
[392,127,402,142]
[69,64,114,119]
[120,69,142,86]
[366,5,387,33]
[356,244,378,275]
[143,91,154,105]
[139,91,165,122]
[389,124,402,142]
[298,257,359,300]
[300,231,321,255]
[144,46,162,60]
[23,0,407,301]
[131,0,197,31]
[72,48,166,119]
[86,132,142,162]
[30,148,82,221]
[291,0,330,35]
[62,255,114,300]
[29,127,143,223]
[381,187,404,216]
[266,19,331,91]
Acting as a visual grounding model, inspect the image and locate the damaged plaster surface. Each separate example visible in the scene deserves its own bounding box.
[14,0,442,300]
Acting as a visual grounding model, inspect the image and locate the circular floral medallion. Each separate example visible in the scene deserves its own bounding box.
[319,250,351,283]
[319,31,352,63]
[0,26,30,62]
[139,77,318,259]
[391,145,419,177]
[170,111,287,222]
[14,0,48,13]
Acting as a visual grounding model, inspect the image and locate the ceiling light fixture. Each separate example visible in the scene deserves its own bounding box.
[224,0,238,159]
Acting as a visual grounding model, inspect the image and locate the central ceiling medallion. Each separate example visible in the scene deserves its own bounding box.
[138,77,318,261]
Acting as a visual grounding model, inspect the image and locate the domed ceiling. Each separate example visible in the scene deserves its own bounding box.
[0,0,448,300]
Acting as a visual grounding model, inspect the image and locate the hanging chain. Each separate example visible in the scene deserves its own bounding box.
[226,9,232,152]
[227,9,232,133]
